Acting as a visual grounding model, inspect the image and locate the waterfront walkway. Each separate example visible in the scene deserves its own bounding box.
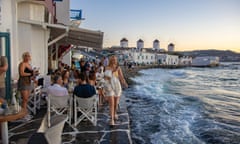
[8,94,132,144]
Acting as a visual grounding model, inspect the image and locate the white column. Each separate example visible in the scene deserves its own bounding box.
[1,122,8,144]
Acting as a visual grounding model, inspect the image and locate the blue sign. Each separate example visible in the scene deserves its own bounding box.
[70,9,84,20]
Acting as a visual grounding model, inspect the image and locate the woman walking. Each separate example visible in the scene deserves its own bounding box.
[104,55,128,125]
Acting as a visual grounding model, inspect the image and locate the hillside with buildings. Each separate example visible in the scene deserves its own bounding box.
[180,50,240,62]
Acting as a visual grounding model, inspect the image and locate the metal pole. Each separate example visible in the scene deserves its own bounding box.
[5,33,11,100]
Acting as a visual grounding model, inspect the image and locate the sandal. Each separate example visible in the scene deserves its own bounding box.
[114,114,118,120]
[109,119,115,126]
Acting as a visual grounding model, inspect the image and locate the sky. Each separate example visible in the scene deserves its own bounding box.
[70,0,240,52]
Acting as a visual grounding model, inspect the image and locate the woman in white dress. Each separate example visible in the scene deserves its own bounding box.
[104,55,128,125]
[103,70,115,125]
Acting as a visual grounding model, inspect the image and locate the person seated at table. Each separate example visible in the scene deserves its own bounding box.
[73,73,96,98]
[47,74,69,96]
[88,70,96,86]
[61,70,70,89]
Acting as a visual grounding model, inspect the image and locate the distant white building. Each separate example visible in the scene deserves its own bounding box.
[122,49,155,65]
[168,43,175,52]
[167,55,179,65]
[120,49,181,66]
[156,54,179,65]
[192,56,219,67]
[120,38,128,48]
[156,54,167,64]
[137,39,144,50]
[179,56,192,66]
[153,39,160,50]
[131,51,155,64]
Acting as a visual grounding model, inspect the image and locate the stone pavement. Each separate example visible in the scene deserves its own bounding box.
[8,94,132,144]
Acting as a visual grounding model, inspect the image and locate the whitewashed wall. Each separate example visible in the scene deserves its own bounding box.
[156,54,179,65]
[62,51,71,66]
[0,0,19,79]
[156,54,167,64]
[30,26,49,73]
[131,51,155,64]
[55,0,70,25]
[13,2,49,79]
[179,56,192,66]
[0,0,12,32]
[166,55,179,65]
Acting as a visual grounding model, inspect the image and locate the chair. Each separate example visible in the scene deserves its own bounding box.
[28,114,67,144]
[47,94,72,127]
[74,95,98,127]
[40,75,52,106]
[43,75,52,88]
[27,85,42,115]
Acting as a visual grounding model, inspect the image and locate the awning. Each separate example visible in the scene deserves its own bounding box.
[18,19,104,49]
[49,26,104,49]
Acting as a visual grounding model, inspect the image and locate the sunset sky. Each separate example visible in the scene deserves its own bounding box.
[70,0,240,52]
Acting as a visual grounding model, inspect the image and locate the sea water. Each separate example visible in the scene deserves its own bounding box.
[125,62,240,144]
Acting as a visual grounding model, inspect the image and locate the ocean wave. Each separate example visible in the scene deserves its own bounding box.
[127,65,240,144]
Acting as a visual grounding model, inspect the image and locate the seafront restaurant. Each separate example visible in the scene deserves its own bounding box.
[0,0,103,99]
[0,0,103,143]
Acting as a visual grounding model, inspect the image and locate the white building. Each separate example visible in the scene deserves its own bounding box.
[1,0,103,80]
[120,38,128,48]
[192,56,219,67]
[130,50,155,65]
[156,54,179,65]
[121,49,180,66]
[55,0,70,26]
[168,43,175,52]
[1,0,51,79]
[179,56,192,66]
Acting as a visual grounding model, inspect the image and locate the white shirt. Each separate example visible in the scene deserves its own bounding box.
[47,84,69,96]
[103,58,109,67]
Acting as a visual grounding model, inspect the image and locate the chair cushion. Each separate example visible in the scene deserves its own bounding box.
[27,133,48,144]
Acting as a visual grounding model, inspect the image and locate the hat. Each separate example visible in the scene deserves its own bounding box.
[104,70,112,78]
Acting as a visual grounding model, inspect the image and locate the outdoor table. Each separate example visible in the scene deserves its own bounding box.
[0,108,27,144]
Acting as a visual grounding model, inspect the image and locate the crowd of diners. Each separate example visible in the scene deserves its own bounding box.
[15,52,128,126]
